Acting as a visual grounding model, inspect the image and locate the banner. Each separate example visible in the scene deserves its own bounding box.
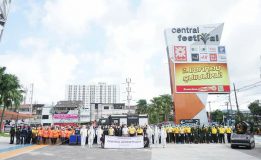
[53,114,78,119]
[175,63,230,93]
[164,23,230,93]
[104,135,144,149]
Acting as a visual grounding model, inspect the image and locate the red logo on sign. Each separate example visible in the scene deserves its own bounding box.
[210,54,217,61]
[174,46,187,61]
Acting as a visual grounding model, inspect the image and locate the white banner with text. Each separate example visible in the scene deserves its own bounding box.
[104,135,144,149]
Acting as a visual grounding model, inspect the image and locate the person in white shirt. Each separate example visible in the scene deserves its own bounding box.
[154,125,160,146]
[96,126,103,145]
[146,125,153,147]
[122,125,129,137]
[160,127,167,148]
[80,125,87,147]
[88,125,95,148]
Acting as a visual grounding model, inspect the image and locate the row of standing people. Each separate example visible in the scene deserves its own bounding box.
[9,124,233,148]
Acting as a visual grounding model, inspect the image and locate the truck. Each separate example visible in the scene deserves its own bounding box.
[231,121,255,149]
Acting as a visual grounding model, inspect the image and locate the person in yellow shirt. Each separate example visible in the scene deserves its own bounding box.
[186,126,192,144]
[136,126,143,136]
[108,126,115,136]
[174,126,180,144]
[166,126,173,143]
[211,126,218,143]
[218,126,225,143]
[31,127,38,144]
[226,126,232,143]
[179,126,185,144]
[128,125,136,137]
[172,126,176,144]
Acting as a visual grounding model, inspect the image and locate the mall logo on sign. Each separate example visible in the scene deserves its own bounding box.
[171,27,220,44]
[174,46,187,61]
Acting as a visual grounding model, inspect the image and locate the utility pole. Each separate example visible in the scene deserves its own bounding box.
[233,83,241,121]
[225,102,229,126]
[29,83,34,114]
[259,55,261,79]
[208,101,212,123]
[125,78,132,113]
[233,83,240,113]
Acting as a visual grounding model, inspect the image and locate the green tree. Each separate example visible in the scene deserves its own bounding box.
[159,94,173,122]
[147,104,158,124]
[0,67,23,132]
[137,94,173,124]
[248,101,261,125]
[211,109,224,124]
[135,99,148,114]
[150,96,163,123]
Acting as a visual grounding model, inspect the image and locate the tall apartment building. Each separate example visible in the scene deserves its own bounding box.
[65,82,120,109]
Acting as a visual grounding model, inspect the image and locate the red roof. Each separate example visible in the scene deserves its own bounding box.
[0,109,33,120]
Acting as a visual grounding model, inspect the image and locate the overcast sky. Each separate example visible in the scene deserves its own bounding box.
[0,0,260,111]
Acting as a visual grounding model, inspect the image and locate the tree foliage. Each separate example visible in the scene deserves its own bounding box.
[248,101,261,125]
[135,99,148,114]
[136,94,173,124]
[248,101,261,116]
[210,109,224,123]
[0,67,23,132]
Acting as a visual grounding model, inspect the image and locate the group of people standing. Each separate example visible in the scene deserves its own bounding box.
[163,125,233,144]
[9,124,233,148]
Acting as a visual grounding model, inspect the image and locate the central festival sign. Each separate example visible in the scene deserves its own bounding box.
[164,23,230,124]
[164,23,230,93]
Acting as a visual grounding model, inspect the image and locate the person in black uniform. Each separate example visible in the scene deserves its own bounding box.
[15,127,21,145]
[9,126,16,144]
[20,126,28,144]
[144,134,149,148]
[118,126,122,137]
[26,127,32,144]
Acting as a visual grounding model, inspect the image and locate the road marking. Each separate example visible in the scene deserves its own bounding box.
[0,144,32,153]
[0,145,48,160]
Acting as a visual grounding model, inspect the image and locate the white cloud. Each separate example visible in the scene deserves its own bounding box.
[41,0,107,36]
[0,46,78,104]
[1,0,261,110]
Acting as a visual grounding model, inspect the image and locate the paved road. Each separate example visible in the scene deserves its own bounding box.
[2,143,260,160]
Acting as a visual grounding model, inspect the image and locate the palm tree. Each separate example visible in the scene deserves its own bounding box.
[150,97,163,123]
[160,94,173,122]
[135,99,148,114]
[0,67,23,132]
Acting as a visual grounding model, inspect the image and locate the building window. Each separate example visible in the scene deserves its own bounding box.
[104,106,109,110]
[42,115,49,119]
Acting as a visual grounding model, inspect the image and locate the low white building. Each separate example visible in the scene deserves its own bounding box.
[41,105,53,126]
[90,103,135,121]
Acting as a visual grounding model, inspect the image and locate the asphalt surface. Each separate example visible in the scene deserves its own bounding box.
[3,143,260,160]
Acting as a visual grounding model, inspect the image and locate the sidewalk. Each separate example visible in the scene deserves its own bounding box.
[254,135,261,144]
[0,137,32,153]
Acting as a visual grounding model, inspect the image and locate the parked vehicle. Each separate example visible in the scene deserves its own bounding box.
[231,121,255,149]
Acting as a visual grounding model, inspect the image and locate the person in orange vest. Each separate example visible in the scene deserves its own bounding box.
[52,127,59,145]
[37,127,43,144]
[49,127,55,145]
[42,127,49,144]
[61,127,67,144]
[65,128,73,144]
